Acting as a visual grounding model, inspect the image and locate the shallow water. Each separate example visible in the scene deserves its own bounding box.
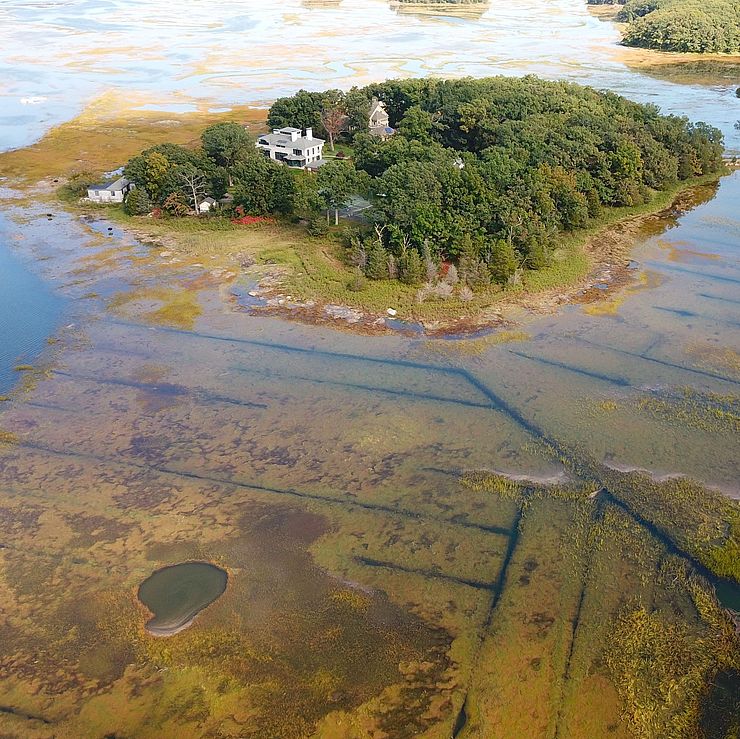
[0,2,739,735]
[0,221,63,395]
[0,176,737,737]
[138,561,228,635]
[0,0,738,152]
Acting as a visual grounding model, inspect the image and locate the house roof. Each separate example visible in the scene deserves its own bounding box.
[202,197,217,205]
[257,131,325,150]
[369,125,395,137]
[88,176,131,192]
[369,98,387,118]
[306,159,328,170]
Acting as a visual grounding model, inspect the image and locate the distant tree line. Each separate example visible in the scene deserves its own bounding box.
[121,76,724,290]
[588,0,740,54]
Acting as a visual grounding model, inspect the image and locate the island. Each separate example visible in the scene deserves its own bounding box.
[587,0,740,54]
[54,76,726,333]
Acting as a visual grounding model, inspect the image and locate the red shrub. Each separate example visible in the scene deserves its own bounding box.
[231,215,276,226]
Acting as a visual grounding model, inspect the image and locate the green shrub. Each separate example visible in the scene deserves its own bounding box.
[123,187,152,216]
[307,216,329,237]
[398,249,425,285]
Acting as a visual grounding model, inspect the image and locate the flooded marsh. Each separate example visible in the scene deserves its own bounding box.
[0,173,738,735]
[0,0,739,736]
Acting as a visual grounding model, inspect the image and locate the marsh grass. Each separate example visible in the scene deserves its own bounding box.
[0,98,266,186]
[108,287,202,330]
[461,471,521,500]
[606,559,740,739]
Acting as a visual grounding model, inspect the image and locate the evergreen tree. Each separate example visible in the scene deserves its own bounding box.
[398,248,426,285]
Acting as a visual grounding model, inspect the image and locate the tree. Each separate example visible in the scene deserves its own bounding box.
[320,98,348,151]
[397,106,438,143]
[268,90,326,132]
[178,165,208,215]
[201,122,252,185]
[375,161,444,247]
[488,239,519,284]
[231,156,296,215]
[123,187,152,216]
[398,247,425,285]
[129,151,170,203]
[344,88,372,137]
[316,160,359,225]
[364,239,389,280]
[162,191,191,217]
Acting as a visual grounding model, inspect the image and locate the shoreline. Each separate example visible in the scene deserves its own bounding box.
[221,174,724,336]
[0,97,728,339]
[586,4,740,64]
[60,171,724,338]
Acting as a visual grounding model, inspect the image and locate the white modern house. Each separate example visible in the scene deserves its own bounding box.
[256,127,325,168]
[86,177,133,203]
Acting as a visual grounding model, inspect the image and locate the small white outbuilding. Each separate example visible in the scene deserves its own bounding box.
[86,177,133,204]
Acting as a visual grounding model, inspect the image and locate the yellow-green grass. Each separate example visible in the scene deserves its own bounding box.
[459,497,601,738]
[107,287,203,330]
[556,505,662,739]
[0,95,267,186]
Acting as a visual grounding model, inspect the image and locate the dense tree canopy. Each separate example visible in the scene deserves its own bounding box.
[201,122,252,183]
[267,88,374,141]
[588,0,740,53]
[125,76,723,290]
[325,76,723,283]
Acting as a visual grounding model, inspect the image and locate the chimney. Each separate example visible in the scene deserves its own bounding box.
[290,129,299,142]
[305,127,313,140]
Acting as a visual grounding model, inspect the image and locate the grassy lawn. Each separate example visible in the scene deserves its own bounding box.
[321,141,356,160]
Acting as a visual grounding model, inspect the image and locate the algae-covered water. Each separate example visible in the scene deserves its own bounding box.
[0,0,738,152]
[0,1,738,736]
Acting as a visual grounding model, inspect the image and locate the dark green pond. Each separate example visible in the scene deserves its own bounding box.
[138,562,228,636]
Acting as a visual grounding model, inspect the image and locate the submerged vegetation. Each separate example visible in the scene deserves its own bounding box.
[458,470,740,739]
[606,565,739,739]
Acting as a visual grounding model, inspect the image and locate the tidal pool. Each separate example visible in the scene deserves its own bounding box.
[138,561,228,636]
